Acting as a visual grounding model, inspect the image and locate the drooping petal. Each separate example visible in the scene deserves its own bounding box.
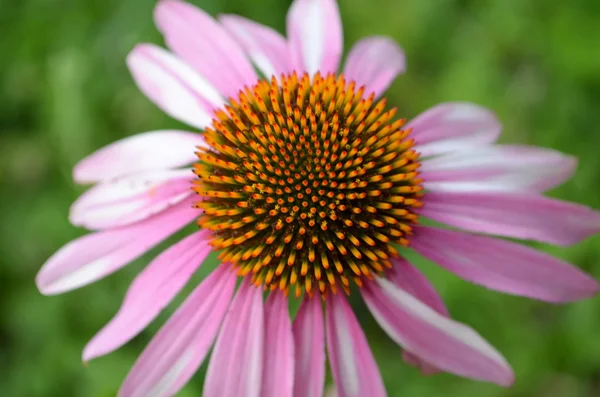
[71,169,194,230]
[420,145,577,193]
[220,14,293,78]
[154,0,257,98]
[83,230,212,362]
[388,258,448,375]
[127,44,225,129]
[325,292,386,397]
[287,0,343,75]
[343,37,405,97]
[118,265,237,397]
[293,297,325,397]
[362,277,514,386]
[74,130,208,184]
[261,292,294,397]
[388,258,449,316]
[411,226,600,303]
[407,103,502,157]
[420,191,600,246]
[36,197,197,295]
[204,280,264,397]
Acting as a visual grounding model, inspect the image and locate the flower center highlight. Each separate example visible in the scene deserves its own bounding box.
[193,72,423,297]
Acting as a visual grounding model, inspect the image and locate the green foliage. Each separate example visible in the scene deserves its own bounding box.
[1,0,600,396]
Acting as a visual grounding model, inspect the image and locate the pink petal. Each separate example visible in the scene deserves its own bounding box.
[287,0,343,75]
[343,37,406,97]
[261,292,294,397]
[204,280,264,397]
[74,130,207,184]
[420,145,577,193]
[36,197,197,295]
[411,226,600,303]
[362,277,514,386]
[325,292,386,397]
[388,258,448,375]
[83,230,212,362]
[421,191,600,246]
[293,297,325,397]
[118,265,236,397]
[154,0,257,99]
[220,14,293,78]
[408,103,502,157]
[127,44,225,129]
[70,169,194,230]
[388,258,449,316]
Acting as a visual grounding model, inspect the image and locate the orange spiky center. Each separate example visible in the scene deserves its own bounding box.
[193,72,423,297]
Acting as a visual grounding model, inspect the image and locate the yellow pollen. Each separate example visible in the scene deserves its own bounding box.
[194,72,422,296]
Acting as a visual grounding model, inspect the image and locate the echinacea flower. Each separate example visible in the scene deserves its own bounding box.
[36,0,600,396]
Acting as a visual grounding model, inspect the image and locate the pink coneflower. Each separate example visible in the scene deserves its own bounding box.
[36,0,600,396]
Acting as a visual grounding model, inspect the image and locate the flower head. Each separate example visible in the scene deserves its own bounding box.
[36,0,600,396]
[195,72,422,296]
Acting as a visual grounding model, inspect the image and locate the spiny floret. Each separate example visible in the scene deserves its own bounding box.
[193,72,423,297]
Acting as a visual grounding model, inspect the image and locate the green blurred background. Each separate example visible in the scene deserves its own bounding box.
[2,0,600,396]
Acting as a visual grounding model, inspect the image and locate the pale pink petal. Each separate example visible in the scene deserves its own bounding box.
[35,197,197,295]
[154,0,257,98]
[287,0,343,75]
[362,277,514,386]
[411,226,600,303]
[70,169,194,230]
[261,292,294,397]
[118,266,236,397]
[83,230,212,362]
[220,14,293,78]
[420,145,577,192]
[388,258,448,375]
[293,297,325,397]
[408,103,502,157]
[204,280,264,397]
[127,44,225,129]
[343,37,405,97]
[325,292,386,397]
[421,191,600,246]
[73,130,208,184]
[388,258,449,316]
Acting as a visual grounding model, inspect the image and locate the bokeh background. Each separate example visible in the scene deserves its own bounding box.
[2,0,600,396]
